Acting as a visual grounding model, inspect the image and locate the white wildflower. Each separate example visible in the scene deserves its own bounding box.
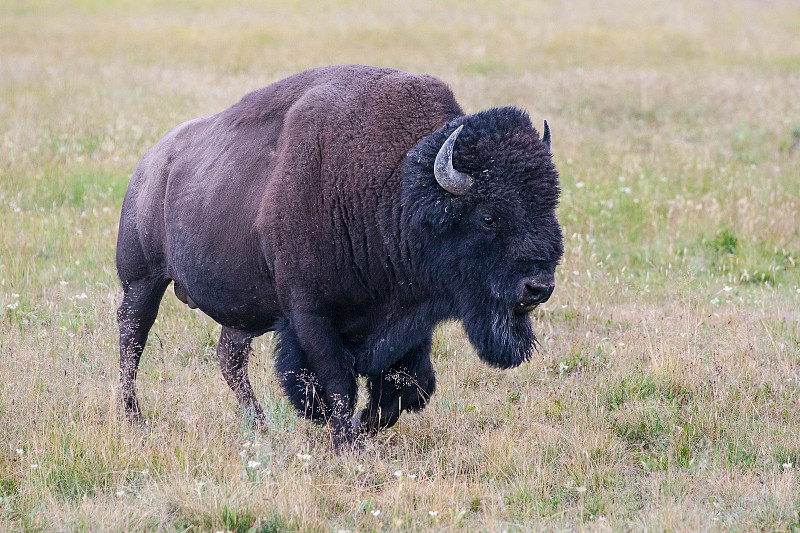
[247,460,262,468]
[429,511,438,517]
[295,453,311,462]
[371,510,381,516]
[393,470,403,478]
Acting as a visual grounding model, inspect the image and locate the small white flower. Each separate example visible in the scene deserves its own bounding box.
[782,461,793,469]
[371,510,381,516]
[247,460,261,468]
[393,470,403,478]
[16,448,23,455]
[68,332,75,338]
[355,464,365,473]
[75,293,87,300]
[60,281,68,286]
[115,490,125,496]
[141,469,149,475]
[575,181,585,188]
[408,473,417,480]
[723,286,732,292]
[295,453,312,462]
[428,511,438,517]
[242,441,251,448]
[30,464,38,469]
[6,302,18,310]
[11,293,19,298]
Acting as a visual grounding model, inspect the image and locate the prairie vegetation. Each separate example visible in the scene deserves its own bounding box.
[1,1,799,531]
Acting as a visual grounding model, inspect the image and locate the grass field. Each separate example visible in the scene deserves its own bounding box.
[1,0,799,531]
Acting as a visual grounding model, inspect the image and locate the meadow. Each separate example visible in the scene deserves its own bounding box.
[1,0,799,531]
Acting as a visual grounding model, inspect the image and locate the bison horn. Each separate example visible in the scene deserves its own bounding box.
[542,120,551,152]
[434,125,473,196]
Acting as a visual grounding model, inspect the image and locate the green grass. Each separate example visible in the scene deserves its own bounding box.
[2,0,800,531]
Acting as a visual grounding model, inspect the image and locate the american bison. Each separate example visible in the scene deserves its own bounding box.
[116,65,563,449]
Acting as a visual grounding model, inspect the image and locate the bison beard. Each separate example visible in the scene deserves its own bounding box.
[115,65,563,451]
[463,305,537,369]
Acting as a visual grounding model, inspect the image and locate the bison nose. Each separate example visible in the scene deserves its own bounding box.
[514,278,555,315]
[525,281,554,305]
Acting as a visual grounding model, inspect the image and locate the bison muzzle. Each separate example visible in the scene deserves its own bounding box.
[116,65,563,449]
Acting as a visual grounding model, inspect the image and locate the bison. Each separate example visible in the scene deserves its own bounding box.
[116,65,563,449]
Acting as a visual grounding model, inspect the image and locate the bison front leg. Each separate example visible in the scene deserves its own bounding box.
[275,315,358,450]
[355,344,436,436]
[217,327,266,427]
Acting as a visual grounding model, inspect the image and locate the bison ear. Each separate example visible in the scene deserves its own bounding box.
[434,125,473,196]
[542,120,551,152]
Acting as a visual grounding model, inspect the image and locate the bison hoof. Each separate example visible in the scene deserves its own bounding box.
[330,421,361,453]
[351,408,380,437]
[351,410,363,431]
[122,411,150,431]
[241,409,268,431]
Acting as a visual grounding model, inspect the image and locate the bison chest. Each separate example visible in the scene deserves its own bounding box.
[338,300,439,376]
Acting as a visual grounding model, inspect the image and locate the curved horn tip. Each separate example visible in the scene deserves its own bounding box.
[542,120,551,152]
[434,124,473,196]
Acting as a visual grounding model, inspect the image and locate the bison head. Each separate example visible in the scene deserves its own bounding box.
[403,107,563,368]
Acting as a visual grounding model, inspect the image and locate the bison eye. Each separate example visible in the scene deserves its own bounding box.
[482,214,496,227]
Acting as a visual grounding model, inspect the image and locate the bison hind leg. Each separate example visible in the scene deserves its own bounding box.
[117,275,170,424]
[273,320,330,424]
[218,327,266,427]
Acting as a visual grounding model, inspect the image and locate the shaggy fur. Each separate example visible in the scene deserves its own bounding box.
[116,65,563,449]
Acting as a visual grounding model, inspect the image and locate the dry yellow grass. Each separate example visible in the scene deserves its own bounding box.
[1,0,799,531]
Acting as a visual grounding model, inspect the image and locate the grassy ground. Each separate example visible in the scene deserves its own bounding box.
[1,0,799,531]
